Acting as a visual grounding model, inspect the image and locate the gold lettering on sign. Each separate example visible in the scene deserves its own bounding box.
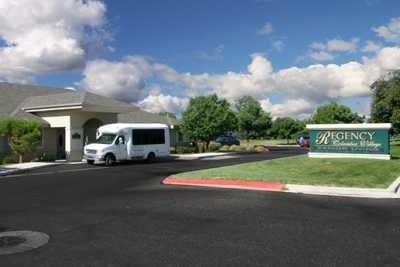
[315,130,377,145]
[367,132,375,139]
[316,132,330,145]
[351,132,359,140]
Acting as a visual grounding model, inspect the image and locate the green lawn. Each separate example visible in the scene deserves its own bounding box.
[171,142,400,188]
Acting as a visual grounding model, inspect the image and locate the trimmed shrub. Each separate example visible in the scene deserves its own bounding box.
[246,145,256,152]
[2,155,15,165]
[219,145,231,152]
[255,145,269,153]
[175,146,196,154]
[37,153,56,162]
[196,143,206,153]
[229,145,247,152]
[208,143,222,152]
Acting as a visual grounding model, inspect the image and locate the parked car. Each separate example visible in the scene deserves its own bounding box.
[84,123,170,166]
[215,135,240,146]
[298,135,310,148]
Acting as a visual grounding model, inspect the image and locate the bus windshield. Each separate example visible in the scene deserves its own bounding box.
[96,133,116,144]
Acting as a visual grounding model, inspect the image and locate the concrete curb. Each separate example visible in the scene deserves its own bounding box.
[163,177,285,191]
[163,177,400,199]
[387,177,400,194]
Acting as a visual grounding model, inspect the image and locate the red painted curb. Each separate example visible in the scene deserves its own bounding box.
[163,177,285,191]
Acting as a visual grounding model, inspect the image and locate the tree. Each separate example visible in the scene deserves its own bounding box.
[180,95,237,150]
[0,118,42,163]
[370,71,400,133]
[235,96,272,140]
[158,112,177,119]
[311,101,364,124]
[271,117,302,144]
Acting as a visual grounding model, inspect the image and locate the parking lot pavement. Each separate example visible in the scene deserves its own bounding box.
[14,147,305,177]
[1,147,399,267]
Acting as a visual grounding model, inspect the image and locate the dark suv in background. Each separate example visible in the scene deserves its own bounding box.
[216,135,240,146]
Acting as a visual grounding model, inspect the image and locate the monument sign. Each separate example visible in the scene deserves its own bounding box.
[307,123,392,160]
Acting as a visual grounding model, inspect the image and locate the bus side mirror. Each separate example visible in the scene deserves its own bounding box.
[116,136,124,145]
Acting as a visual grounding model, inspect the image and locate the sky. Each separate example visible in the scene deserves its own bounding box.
[0,0,400,118]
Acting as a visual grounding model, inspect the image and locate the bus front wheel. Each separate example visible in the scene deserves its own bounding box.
[104,154,115,166]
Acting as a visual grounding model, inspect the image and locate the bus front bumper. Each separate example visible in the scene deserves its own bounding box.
[83,154,105,164]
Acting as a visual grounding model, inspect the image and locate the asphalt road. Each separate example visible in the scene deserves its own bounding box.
[0,147,399,267]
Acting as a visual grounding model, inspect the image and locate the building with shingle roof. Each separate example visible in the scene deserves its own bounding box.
[0,83,179,161]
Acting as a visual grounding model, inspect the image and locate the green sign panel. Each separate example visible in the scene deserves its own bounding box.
[309,129,390,155]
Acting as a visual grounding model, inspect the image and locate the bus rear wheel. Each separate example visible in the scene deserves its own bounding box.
[146,152,156,163]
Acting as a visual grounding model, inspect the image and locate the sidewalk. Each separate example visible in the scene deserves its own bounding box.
[286,184,399,199]
[0,162,59,176]
[174,152,243,160]
[0,161,85,176]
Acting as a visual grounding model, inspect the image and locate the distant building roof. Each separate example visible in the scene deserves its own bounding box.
[20,91,134,113]
[0,82,179,126]
[10,108,50,126]
[0,82,69,120]
[118,109,179,126]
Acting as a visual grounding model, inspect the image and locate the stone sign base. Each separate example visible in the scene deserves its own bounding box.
[308,152,391,160]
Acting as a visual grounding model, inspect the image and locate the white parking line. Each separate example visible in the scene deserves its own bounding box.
[1,166,109,179]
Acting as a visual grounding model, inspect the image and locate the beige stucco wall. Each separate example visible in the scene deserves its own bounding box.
[37,109,118,161]
[69,111,117,160]
[39,111,72,159]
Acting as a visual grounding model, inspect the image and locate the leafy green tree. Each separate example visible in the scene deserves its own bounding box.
[311,101,364,124]
[370,71,400,133]
[271,117,302,144]
[180,95,237,150]
[158,112,177,119]
[0,118,42,163]
[235,96,272,140]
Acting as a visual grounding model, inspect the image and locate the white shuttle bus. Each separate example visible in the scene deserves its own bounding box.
[84,123,170,166]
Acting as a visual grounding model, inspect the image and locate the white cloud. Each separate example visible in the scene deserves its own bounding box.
[272,40,285,52]
[137,93,189,114]
[257,22,274,35]
[309,51,335,61]
[362,40,382,53]
[260,98,313,118]
[158,46,400,103]
[307,38,359,62]
[325,38,359,52]
[0,0,107,82]
[364,46,400,72]
[80,56,153,102]
[80,46,400,116]
[372,17,400,42]
[310,38,359,53]
[309,42,326,51]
